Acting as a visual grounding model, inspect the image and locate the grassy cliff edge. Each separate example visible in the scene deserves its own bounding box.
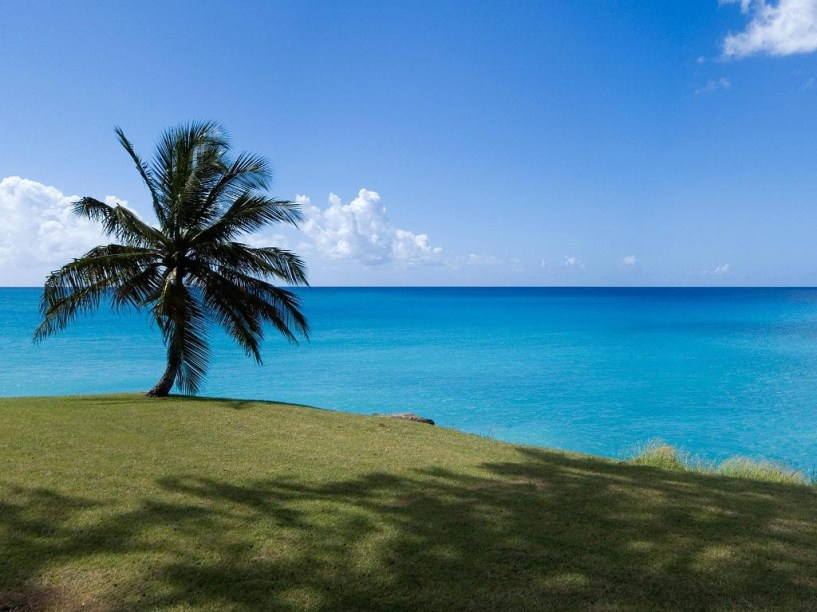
[2,394,816,610]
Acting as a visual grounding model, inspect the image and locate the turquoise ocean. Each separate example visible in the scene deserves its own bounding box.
[3,287,817,470]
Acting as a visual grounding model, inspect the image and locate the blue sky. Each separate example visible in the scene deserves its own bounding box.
[2,0,817,286]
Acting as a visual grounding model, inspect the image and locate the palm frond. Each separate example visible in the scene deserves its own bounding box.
[187,152,271,231]
[194,242,308,286]
[240,246,309,286]
[201,281,264,362]
[176,140,228,232]
[73,198,166,248]
[34,245,158,341]
[152,121,228,232]
[115,127,165,225]
[192,194,302,245]
[208,268,308,341]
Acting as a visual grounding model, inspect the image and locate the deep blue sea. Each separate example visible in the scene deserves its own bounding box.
[3,287,817,469]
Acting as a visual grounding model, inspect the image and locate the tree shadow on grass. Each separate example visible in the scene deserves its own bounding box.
[162,395,327,412]
[3,448,817,610]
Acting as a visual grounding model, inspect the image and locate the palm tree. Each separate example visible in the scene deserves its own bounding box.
[34,121,309,397]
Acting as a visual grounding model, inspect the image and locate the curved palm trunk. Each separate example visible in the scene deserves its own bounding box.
[146,354,180,396]
[147,269,186,397]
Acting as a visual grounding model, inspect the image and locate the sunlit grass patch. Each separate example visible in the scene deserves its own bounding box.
[628,439,692,472]
[717,457,809,485]
[628,440,811,486]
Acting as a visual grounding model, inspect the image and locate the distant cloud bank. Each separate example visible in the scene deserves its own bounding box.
[1,177,512,285]
[722,0,817,57]
[0,177,745,287]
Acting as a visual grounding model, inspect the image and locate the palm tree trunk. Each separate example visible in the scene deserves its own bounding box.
[147,269,184,397]
[146,355,180,397]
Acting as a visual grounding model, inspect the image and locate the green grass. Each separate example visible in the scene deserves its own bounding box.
[2,395,817,610]
[630,439,811,485]
[629,440,692,472]
[717,457,810,485]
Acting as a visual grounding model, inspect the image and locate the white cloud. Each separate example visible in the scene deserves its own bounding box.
[695,77,732,95]
[0,177,123,283]
[722,0,817,57]
[561,256,584,269]
[298,189,443,266]
[245,231,289,249]
[622,255,638,267]
[700,262,733,277]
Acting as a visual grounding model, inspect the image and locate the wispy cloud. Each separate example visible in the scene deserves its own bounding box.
[714,263,731,274]
[622,255,638,267]
[722,0,817,57]
[561,256,584,270]
[695,77,732,95]
[462,253,503,266]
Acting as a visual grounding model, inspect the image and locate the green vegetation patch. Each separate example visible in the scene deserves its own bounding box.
[717,457,809,485]
[630,439,811,485]
[2,395,817,610]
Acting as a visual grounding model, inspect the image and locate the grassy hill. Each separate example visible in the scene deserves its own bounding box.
[2,395,817,610]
